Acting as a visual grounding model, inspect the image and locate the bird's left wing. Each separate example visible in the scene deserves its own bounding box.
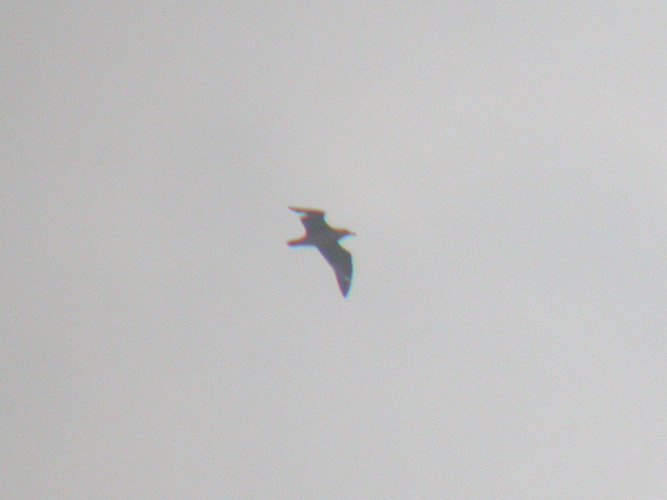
[288,208,329,234]
[318,243,353,297]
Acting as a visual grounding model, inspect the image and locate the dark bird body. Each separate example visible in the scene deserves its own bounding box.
[288,207,355,297]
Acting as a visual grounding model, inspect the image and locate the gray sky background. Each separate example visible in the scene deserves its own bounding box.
[3,2,666,498]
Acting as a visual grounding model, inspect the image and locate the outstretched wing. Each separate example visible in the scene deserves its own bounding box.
[318,243,353,297]
[288,207,330,235]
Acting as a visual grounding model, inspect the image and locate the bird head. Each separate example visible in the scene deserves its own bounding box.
[336,229,355,240]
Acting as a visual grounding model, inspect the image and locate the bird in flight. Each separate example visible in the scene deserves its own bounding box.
[288,207,355,297]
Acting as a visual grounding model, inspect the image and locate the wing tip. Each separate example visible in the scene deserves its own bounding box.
[289,206,325,215]
[336,273,352,297]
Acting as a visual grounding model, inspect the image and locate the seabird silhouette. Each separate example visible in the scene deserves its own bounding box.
[287,207,355,297]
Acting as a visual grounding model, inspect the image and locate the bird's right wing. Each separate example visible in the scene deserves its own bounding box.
[318,243,353,297]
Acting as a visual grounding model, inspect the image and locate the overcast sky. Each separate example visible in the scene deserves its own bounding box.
[3,2,666,499]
